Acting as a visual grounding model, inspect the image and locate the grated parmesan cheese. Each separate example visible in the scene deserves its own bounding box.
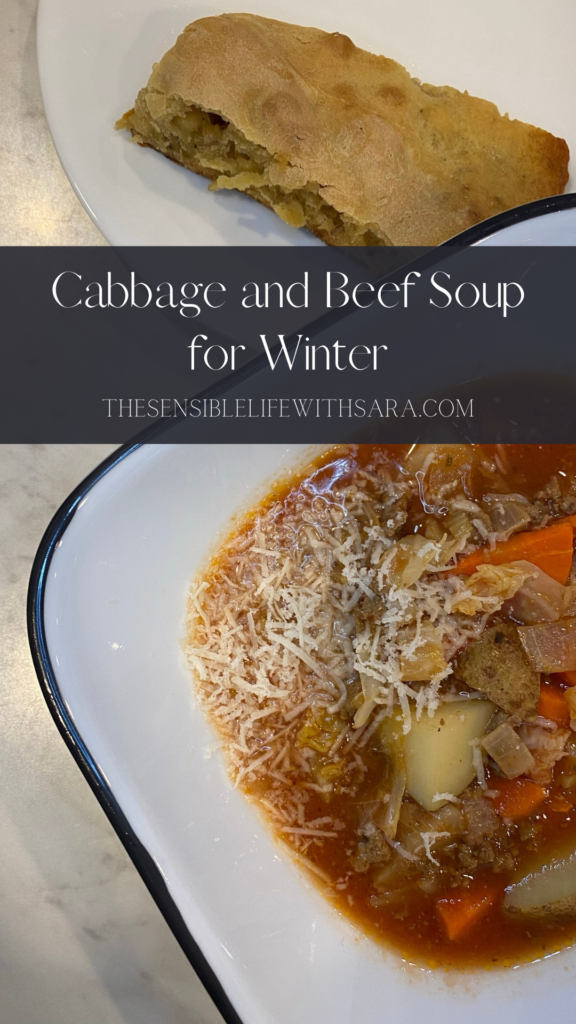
[418,831,451,866]
[186,450,509,850]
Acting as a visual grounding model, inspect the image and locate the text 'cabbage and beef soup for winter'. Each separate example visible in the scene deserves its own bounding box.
[187,444,576,967]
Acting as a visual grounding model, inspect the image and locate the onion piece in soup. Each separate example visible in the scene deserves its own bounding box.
[518,618,576,673]
[506,561,576,624]
[481,722,535,779]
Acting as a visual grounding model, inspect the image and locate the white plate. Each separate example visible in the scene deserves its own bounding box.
[30,443,576,1024]
[37,0,576,246]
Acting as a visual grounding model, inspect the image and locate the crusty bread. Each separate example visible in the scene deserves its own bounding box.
[116,13,570,245]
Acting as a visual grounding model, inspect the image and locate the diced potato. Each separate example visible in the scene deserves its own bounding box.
[404,700,494,811]
[504,846,576,918]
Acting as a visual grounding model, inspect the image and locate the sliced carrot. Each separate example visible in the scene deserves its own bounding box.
[436,884,498,941]
[445,520,574,585]
[538,680,571,727]
[558,671,576,686]
[490,777,547,821]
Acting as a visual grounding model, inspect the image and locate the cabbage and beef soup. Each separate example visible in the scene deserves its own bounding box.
[187,444,576,967]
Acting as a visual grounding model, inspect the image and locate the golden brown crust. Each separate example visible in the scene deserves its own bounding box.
[119,13,570,245]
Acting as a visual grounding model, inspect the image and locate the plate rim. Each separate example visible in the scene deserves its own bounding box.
[26,438,245,1024]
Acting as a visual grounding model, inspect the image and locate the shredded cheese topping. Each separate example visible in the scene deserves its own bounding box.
[186,452,525,847]
[418,831,451,866]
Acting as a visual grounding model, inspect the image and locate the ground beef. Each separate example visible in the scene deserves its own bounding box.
[457,847,479,871]
[351,823,392,872]
[477,841,496,864]
[527,477,576,525]
[461,793,501,846]
[491,850,516,874]
[518,818,542,848]
[446,791,517,877]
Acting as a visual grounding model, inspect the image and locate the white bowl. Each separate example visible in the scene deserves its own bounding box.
[29,443,576,1024]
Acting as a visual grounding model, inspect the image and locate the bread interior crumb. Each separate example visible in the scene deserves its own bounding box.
[117,91,391,246]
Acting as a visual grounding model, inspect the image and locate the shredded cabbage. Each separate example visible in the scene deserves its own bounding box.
[450,562,534,615]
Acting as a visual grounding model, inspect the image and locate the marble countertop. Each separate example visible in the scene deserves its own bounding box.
[0,443,227,1024]
[2,0,105,245]
[2,1,225,1018]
